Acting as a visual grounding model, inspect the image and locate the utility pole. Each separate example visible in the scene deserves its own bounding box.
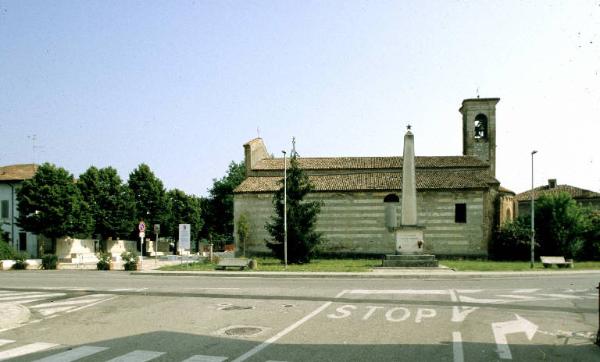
[530,150,538,268]
[282,150,287,270]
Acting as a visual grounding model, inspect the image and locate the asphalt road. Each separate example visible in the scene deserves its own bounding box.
[0,271,599,361]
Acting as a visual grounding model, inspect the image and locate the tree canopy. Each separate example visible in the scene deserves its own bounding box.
[202,161,245,243]
[164,189,203,244]
[17,163,93,242]
[78,166,136,239]
[127,164,166,231]
[265,152,322,263]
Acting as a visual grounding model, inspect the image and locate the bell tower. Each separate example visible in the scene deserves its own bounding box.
[459,98,499,176]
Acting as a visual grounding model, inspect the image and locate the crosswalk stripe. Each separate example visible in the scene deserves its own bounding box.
[0,293,64,301]
[0,342,59,361]
[0,340,15,347]
[32,346,108,362]
[106,350,165,362]
[182,355,228,362]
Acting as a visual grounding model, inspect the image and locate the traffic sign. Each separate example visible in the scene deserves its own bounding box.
[179,224,191,250]
[139,221,146,232]
[154,224,160,234]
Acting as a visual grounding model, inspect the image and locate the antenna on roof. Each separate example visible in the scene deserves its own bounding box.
[257,127,261,138]
[27,134,40,164]
[476,87,480,99]
[291,136,299,157]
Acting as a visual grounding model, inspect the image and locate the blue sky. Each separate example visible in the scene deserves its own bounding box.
[1,0,599,196]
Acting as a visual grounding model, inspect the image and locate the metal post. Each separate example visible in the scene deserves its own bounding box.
[140,237,144,270]
[530,150,537,269]
[282,150,288,270]
[596,282,600,346]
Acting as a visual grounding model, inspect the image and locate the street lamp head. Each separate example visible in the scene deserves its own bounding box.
[281,150,286,155]
[531,150,538,155]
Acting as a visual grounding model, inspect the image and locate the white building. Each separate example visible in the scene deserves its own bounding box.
[0,164,39,257]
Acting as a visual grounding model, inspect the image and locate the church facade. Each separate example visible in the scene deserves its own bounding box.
[233,98,509,257]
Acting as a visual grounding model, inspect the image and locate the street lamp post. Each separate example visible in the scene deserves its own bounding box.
[282,150,288,270]
[530,150,538,269]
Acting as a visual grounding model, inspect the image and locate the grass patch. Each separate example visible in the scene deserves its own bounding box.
[158,257,600,272]
[159,257,381,272]
[440,260,600,271]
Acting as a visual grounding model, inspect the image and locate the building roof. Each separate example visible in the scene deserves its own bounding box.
[0,164,38,182]
[253,155,488,171]
[235,169,498,193]
[515,184,600,201]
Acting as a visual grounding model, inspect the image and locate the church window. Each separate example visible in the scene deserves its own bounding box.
[455,203,467,223]
[474,114,488,139]
[384,194,400,203]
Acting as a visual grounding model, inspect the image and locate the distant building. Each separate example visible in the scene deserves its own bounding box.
[515,179,600,216]
[234,98,514,257]
[0,164,40,257]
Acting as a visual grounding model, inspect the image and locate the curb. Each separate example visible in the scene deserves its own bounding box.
[131,269,600,279]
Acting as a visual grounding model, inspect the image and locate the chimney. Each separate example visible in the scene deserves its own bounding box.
[548,179,557,188]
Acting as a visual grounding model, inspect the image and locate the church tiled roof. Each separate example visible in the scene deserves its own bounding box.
[0,164,38,182]
[515,185,600,201]
[235,169,497,193]
[253,156,488,171]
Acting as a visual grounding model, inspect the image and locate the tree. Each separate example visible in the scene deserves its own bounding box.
[535,192,587,258]
[127,164,167,233]
[237,213,250,257]
[202,161,246,242]
[164,189,203,249]
[17,163,93,252]
[78,166,136,241]
[265,152,322,263]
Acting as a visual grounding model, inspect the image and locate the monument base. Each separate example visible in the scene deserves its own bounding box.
[382,254,439,268]
[395,226,425,254]
[382,225,438,267]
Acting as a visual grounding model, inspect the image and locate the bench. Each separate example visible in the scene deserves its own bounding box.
[540,256,573,268]
[215,258,251,270]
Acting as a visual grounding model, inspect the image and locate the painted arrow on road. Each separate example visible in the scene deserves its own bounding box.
[492,314,538,359]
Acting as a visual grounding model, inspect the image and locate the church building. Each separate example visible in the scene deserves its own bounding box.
[233,98,511,257]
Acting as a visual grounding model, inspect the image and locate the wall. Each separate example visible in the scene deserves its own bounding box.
[234,189,490,257]
[0,182,38,257]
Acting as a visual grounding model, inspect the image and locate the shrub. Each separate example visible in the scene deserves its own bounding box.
[12,251,29,270]
[490,217,532,260]
[97,252,112,270]
[121,251,139,271]
[41,254,58,270]
[0,238,16,260]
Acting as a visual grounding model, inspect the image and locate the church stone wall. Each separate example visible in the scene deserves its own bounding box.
[234,189,491,257]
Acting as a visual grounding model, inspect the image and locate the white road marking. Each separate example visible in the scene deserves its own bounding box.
[108,288,148,292]
[348,289,449,295]
[335,290,348,298]
[31,294,116,317]
[458,296,505,304]
[231,301,333,362]
[449,290,480,322]
[0,342,59,361]
[106,350,165,362]
[0,340,15,347]
[452,331,464,362]
[511,289,539,294]
[181,355,228,362]
[32,346,108,362]
[538,293,583,299]
[492,314,538,360]
[496,295,538,301]
[0,293,64,301]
